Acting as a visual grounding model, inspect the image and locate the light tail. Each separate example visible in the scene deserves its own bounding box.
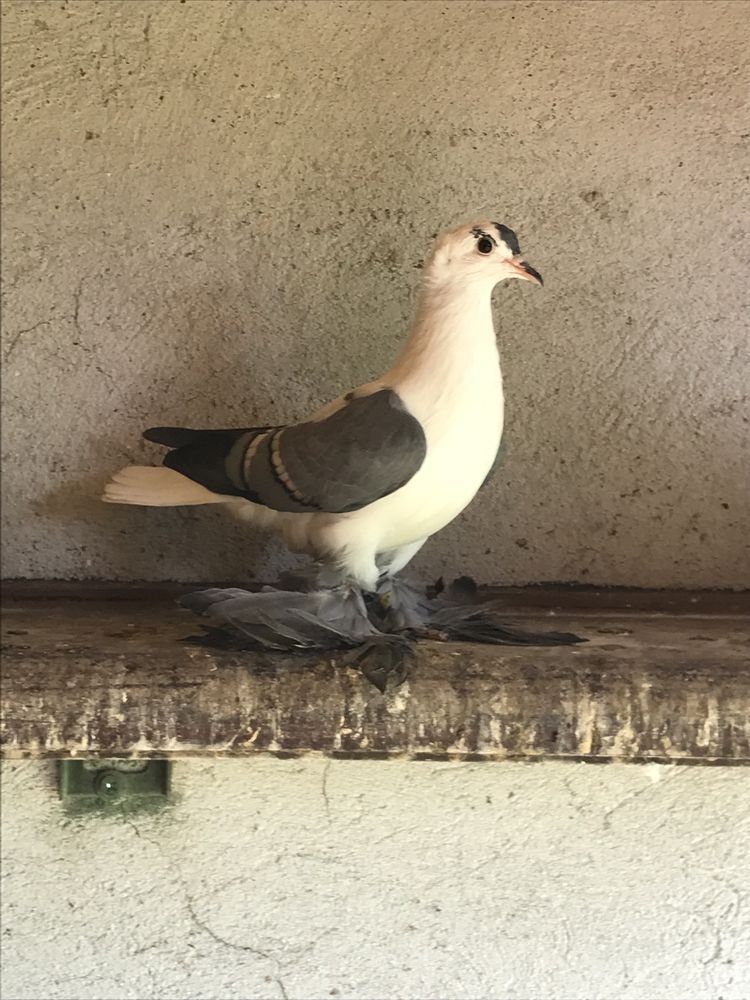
[101,466,226,507]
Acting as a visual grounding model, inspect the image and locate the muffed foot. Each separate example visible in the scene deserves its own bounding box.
[339,633,416,693]
[179,585,415,691]
[429,604,584,645]
[429,579,585,646]
[367,575,584,645]
[369,578,434,633]
[179,585,378,651]
[178,575,584,692]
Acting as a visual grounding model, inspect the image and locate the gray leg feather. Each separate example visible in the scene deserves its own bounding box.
[428,602,584,645]
[180,585,378,651]
[180,583,416,691]
[179,575,585,690]
[374,578,434,632]
[375,576,585,646]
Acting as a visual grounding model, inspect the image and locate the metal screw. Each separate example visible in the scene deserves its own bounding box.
[95,771,121,800]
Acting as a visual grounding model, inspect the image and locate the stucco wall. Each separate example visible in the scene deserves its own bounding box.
[2,758,749,1000]
[2,0,748,586]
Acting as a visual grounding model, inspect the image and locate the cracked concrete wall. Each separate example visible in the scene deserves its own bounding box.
[2,0,749,587]
[2,759,750,1000]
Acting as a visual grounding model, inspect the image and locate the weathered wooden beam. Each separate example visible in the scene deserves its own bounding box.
[2,591,749,763]
[4,579,749,614]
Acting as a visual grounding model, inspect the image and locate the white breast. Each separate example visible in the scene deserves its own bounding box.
[262,278,508,583]
[374,358,503,549]
[333,290,504,554]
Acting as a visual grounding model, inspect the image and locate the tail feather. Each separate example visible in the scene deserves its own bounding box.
[101,466,226,507]
[144,426,270,448]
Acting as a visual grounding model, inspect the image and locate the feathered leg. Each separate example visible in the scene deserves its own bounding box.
[180,585,378,650]
[375,574,585,646]
[372,540,433,631]
[421,576,583,645]
[179,570,584,693]
[180,582,415,692]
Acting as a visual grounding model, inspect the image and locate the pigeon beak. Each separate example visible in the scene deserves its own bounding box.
[509,258,543,286]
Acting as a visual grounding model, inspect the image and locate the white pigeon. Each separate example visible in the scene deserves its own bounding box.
[103,220,576,674]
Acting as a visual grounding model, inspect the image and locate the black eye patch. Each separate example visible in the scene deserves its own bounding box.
[493,223,520,256]
[470,226,494,241]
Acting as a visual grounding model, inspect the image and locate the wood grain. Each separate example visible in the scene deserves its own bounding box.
[2,591,749,763]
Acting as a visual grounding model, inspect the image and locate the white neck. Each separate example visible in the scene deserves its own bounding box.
[373,263,506,544]
[387,271,500,395]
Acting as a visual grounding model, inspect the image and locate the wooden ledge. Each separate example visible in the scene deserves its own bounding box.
[2,586,749,763]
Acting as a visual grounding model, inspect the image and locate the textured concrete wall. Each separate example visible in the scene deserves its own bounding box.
[2,0,748,587]
[2,758,750,1000]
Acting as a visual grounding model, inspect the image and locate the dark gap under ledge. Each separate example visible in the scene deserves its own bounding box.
[1,583,749,764]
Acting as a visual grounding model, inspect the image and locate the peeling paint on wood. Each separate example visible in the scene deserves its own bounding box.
[1,596,749,763]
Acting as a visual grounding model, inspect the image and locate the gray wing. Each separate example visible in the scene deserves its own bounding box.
[241,389,426,514]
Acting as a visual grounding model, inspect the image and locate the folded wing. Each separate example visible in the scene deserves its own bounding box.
[146,389,427,515]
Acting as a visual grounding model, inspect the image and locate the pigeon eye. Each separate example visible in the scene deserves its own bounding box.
[477,237,494,255]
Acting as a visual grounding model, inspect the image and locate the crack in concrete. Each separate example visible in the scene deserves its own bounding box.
[72,280,84,339]
[699,886,744,983]
[3,319,54,362]
[321,759,332,824]
[125,818,290,1000]
[602,766,686,831]
[601,783,653,830]
[182,892,270,960]
[562,766,587,815]
[68,278,119,392]
[68,280,94,357]
[701,922,724,968]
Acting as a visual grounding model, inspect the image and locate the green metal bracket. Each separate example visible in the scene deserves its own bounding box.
[58,759,172,814]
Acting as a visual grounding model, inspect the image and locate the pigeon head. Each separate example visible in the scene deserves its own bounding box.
[427,220,543,289]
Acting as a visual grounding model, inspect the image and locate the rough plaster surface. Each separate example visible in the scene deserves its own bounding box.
[1,759,749,1000]
[2,1,749,587]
